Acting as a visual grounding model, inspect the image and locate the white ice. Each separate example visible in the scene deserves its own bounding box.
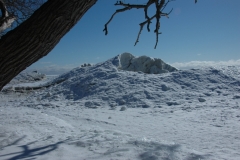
[0,53,240,160]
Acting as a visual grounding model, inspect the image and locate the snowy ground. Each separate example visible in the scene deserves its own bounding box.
[0,54,240,160]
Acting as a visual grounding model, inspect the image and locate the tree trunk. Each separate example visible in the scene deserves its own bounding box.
[0,0,97,90]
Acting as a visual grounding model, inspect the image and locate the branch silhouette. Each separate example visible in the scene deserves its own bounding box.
[103,0,174,49]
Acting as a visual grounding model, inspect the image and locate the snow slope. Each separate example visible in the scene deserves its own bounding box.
[8,71,46,85]
[0,53,240,160]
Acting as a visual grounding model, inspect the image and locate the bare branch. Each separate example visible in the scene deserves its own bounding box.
[103,1,147,35]
[115,1,146,8]
[1,0,45,36]
[135,15,156,46]
[161,0,175,11]
[104,0,173,49]
[103,7,130,35]
[153,0,162,49]
[144,0,155,32]
[0,0,16,33]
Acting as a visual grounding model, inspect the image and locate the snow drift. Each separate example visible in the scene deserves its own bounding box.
[1,53,240,160]
[32,53,240,109]
[118,53,177,74]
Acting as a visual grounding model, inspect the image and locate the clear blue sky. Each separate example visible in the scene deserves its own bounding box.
[29,0,240,73]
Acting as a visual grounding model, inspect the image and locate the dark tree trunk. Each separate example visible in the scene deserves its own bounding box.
[0,0,97,90]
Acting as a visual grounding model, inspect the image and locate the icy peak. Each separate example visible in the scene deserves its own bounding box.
[118,52,177,74]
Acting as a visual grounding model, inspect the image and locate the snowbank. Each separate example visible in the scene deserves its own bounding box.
[27,53,240,110]
[1,53,240,160]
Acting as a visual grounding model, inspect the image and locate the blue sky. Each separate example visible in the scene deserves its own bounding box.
[29,0,240,73]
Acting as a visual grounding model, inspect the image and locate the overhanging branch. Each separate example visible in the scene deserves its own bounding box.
[103,1,146,35]
[104,0,173,49]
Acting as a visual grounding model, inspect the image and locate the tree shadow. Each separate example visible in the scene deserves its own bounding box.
[137,141,181,160]
[129,140,209,160]
[185,153,207,160]
[0,136,71,160]
[0,135,27,150]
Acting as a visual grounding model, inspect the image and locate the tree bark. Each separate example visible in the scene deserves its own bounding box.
[0,0,97,90]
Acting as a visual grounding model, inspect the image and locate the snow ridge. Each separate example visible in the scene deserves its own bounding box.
[35,54,240,110]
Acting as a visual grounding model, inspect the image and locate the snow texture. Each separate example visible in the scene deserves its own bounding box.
[0,53,240,160]
[118,52,177,74]
[8,71,46,85]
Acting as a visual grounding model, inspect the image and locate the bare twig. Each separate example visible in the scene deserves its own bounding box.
[103,2,146,35]
[0,0,16,33]
[103,7,130,35]
[144,0,155,31]
[104,0,173,49]
[136,0,173,48]
[135,15,156,46]
[153,0,162,49]
[161,0,174,12]
[1,0,44,36]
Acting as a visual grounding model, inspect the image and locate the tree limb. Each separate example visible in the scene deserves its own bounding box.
[104,0,173,49]
[134,15,156,46]
[103,2,147,35]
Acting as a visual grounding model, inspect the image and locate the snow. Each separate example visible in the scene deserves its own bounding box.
[2,72,56,92]
[0,53,240,160]
[9,71,46,84]
[119,53,177,74]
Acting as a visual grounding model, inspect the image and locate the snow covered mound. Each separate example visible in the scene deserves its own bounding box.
[118,52,177,73]
[33,54,240,109]
[1,54,240,160]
